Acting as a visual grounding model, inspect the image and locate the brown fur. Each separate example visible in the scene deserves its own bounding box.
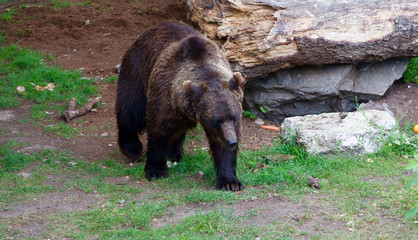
[116,21,246,191]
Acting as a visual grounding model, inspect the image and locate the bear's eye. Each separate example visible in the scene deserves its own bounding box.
[213,119,223,126]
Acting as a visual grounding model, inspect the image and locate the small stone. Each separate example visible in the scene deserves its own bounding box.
[115,64,121,73]
[18,172,31,178]
[101,132,109,137]
[108,144,113,147]
[254,118,265,125]
[196,171,204,179]
[16,86,26,93]
[307,175,320,189]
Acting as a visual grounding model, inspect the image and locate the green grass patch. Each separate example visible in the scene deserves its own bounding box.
[0,43,97,137]
[0,44,97,108]
[403,57,418,84]
[0,7,17,24]
[77,1,91,7]
[1,118,417,238]
[50,0,73,10]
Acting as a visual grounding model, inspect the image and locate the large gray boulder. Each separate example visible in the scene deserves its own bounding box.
[188,0,418,78]
[280,110,397,155]
[244,58,410,121]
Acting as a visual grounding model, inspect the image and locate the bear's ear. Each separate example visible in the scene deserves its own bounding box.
[183,80,207,100]
[181,36,208,61]
[231,72,246,88]
[222,72,246,100]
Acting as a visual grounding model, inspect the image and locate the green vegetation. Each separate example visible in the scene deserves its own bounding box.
[403,57,418,84]
[77,0,91,7]
[0,39,97,138]
[405,153,418,220]
[0,7,16,23]
[106,75,117,84]
[0,125,416,238]
[50,0,73,10]
[0,44,96,108]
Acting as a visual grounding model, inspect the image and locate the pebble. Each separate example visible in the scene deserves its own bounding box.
[101,132,109,137]
[254,118,265,125]
[115,64,121,73]
[18,172,31,178]
[196,171,204,179]
[108,144,113,147]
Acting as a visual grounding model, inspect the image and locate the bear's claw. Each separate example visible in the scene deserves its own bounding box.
[145,168,168,181]
[217,178,244,192]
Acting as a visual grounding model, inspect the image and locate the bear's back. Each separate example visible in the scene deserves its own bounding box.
[121,22,201,87]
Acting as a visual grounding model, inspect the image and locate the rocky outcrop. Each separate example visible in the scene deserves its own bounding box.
[280,110,397,155]
[244,58,410,121]
[188,0,418,78]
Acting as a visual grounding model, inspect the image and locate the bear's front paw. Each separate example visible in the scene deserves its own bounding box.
[145,166,168,181]
[217,176,244,191]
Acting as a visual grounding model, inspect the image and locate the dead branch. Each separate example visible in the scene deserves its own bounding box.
[307,175,321,189]
[62,98,99,122]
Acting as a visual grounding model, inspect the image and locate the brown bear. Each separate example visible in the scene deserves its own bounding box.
[116,21,246,191]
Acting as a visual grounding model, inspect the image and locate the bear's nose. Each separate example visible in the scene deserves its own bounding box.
[228,139,238,148]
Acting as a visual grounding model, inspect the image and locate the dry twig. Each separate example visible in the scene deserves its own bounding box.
[62,98,99,122]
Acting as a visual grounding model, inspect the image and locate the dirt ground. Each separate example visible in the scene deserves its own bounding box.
[0,0,417,237]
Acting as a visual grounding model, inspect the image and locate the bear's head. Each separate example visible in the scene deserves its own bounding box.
[183,72,246,150]
[176,35,247,150]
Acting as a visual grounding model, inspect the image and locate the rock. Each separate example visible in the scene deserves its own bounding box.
[280,110,396,155]
[254,118,265,125]
[18,172,32,178]
[357,101,395,117]
[115,64,121,73]
[307,175,320,189]
[101,132,109,137]
[0,110,15,121]
[18,144,56,153]
[244,58,410,121]
[188,0,418,78]
[196,171,204,179]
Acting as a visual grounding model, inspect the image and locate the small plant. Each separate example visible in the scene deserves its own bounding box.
[106,75,117,84]
[0,31,5,44]
[403,57,418,84]
[50,0,73,10]
[404,152,418,221]
[243,110,256,119]
[77,1,91,7]
[260,106,269,114]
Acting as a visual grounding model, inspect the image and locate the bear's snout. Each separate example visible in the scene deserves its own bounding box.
[221,122,238,150]
[227,139,238,149]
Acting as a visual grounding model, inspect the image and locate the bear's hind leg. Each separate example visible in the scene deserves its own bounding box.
[118,127,143,159]
[166,133,186,162]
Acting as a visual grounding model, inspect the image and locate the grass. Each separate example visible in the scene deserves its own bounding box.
[0,7,17,23]
[50,0,73,10]
[0,124,417,239]
[0,44,97,108]
[0,43,97,138]
[403,57,418,84]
